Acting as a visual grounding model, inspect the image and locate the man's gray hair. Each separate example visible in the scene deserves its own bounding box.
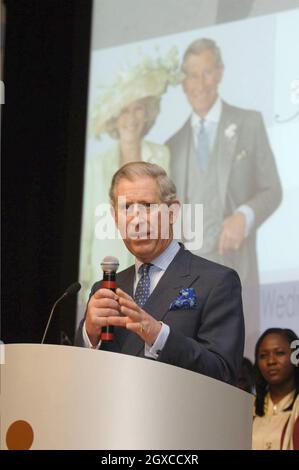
[109,161,177,205]
[182,38,223,69]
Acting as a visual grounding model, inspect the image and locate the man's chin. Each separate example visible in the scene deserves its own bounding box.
[125,239,155,257]
[193,95,216,116]
[131,238,154,249]
[194,103,210,116]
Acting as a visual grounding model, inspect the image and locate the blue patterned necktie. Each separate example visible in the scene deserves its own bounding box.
[134,263,152,308]
[197,118,209,171]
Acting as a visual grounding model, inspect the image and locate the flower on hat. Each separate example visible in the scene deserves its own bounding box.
[90,46,181,138]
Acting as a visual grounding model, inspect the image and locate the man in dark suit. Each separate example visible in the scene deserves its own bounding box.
[75,161,244,385]
[167,38,282,358]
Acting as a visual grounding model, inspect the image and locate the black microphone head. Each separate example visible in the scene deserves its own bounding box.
[65,282,81,296]
[101,256,119,273]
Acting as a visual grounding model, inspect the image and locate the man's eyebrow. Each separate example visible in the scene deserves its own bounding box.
[125,200,159,205]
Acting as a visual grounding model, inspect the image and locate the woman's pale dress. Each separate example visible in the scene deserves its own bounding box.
[252,391,299,450]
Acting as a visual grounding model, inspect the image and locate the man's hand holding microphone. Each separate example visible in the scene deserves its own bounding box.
[85,257,162,348]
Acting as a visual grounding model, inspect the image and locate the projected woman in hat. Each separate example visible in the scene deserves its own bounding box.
[79,48,180,302]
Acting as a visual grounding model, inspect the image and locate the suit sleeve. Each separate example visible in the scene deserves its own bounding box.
[74,281,102,347]
[246,112,282,228]
[158,270,244,385]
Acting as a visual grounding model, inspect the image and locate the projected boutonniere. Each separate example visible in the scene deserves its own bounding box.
[225,123,237,140]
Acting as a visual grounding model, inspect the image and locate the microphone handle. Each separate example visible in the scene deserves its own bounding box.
[101,271,116,342]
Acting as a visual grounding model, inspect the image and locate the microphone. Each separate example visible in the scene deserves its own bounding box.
[100,256,119,342]
[41,282,81,344]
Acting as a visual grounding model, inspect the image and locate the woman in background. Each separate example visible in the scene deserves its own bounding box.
[252,328,299,450]
[79,48,180,301]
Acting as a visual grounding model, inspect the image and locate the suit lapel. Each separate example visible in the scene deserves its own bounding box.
[215,102,238,207]
[145,249,199,322]
[122,248,200,357]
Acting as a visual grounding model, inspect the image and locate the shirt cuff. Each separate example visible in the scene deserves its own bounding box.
[235,204,255,237]
[82,321,101,349]
[144,322,170,359]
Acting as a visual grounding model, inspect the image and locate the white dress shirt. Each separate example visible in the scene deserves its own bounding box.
[83,240,181,359]
[191,96,222,153]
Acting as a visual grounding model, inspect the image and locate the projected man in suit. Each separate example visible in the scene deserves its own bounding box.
[76,162,244,385]
[167,38,282,358]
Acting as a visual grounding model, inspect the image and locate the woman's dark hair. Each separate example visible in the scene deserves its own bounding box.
[237,357,255,393]
[254,328,299,416]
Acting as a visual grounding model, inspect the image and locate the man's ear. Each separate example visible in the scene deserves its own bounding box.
[110,203,117,224]
[217,65,224,84]
[169,201,181,225]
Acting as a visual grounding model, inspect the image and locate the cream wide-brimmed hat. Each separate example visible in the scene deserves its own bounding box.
[90,47,181,137]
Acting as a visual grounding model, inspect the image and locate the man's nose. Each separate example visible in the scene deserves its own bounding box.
[136,212,148,224]
[130,204,147,220]
[193,75,206,90]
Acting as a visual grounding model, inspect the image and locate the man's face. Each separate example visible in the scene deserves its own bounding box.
[113,176,177,263]
[182,50,223,117]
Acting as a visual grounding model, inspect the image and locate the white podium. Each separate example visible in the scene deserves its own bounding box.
[0,344,253,449]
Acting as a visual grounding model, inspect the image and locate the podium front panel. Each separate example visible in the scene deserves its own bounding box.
[0,344,253,449]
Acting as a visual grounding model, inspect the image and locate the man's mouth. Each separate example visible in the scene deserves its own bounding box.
[193,91,208,99]
[136,232,150,239]
[128,232,151,240]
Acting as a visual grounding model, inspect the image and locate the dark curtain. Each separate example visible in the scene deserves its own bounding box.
[2,0,92,343]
